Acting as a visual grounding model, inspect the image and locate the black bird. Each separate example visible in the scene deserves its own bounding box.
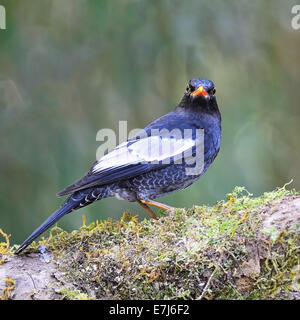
[15,78,221,254]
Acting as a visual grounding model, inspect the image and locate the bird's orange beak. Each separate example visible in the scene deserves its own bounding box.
[191,86,209,98]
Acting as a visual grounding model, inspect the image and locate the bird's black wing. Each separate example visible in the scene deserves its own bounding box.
[57,113,197,196]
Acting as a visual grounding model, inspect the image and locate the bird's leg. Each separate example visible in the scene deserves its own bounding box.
[137,200,159,220]
[140,199,175,211]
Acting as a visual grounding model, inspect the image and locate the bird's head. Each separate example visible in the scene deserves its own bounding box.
[177,78,220,116]
[185,78,216,102]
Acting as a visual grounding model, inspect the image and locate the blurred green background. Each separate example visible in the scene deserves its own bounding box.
[1,0,299,245]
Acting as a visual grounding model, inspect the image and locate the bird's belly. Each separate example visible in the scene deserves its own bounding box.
[126,164,202,201]
[141,178,199,200]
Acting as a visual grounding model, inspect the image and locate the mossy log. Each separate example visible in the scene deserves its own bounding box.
[1,186,300,300]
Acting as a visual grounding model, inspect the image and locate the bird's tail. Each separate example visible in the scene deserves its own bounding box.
[15,197,77,254]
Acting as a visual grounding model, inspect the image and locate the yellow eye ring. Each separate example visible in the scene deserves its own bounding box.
[211,88,216,96]
[186,85,190,93]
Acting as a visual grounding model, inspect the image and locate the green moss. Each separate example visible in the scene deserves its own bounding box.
[8,182,300,299]
[59,288,93,300]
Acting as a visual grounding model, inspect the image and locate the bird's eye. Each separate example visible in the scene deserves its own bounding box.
[211,88,216,96]
[186,85,194,94]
